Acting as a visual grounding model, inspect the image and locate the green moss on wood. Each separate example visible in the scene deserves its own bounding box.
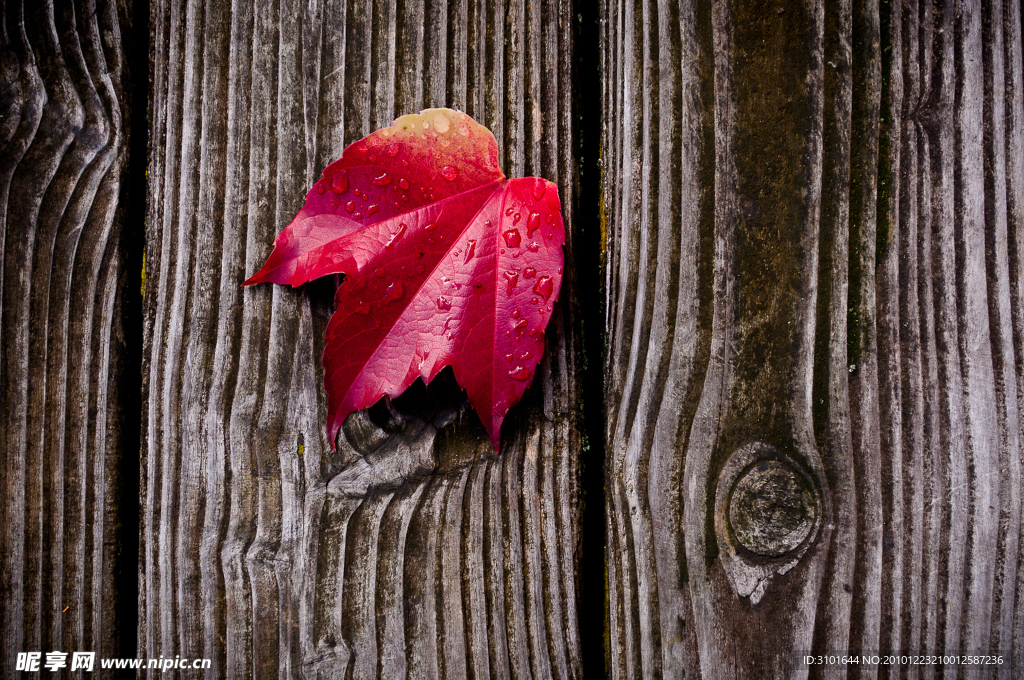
[689,0,717,577]
[847,0,882,370]
[876,0,894,263]
[705,0,820,572]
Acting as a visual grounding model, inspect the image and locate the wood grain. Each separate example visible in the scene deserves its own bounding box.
[602,0,1024,676]
[0,0,133,673]
[141,0,582,677]
[8,0,1022,675]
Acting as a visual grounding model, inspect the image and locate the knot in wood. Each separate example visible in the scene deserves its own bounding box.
[728,460,816,557]
[714,440,825,603]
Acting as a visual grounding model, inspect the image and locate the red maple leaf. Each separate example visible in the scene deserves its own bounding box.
[244,109,564,452]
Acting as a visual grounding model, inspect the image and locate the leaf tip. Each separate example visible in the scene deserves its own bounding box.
[327,417,343,452]
[242,261,279,287]
[485,413,504,455]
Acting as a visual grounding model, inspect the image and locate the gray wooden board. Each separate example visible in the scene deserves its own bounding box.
[141,0,582,677]
[0,0,133,674]
[6,0,1024,676]
[602,0,1024,677]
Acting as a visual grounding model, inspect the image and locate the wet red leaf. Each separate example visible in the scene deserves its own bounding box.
[244,109,565,452]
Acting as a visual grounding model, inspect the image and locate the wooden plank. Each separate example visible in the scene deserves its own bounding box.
[603,0,1024,676]
[1003,0,1024,673]
[141,0,582,677]
[0,0,134,672]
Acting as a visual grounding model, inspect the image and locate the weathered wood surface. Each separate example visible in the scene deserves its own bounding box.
[8,0,1024,676]
[603,0,1024,676]
[141,0,582,677]
[0,0,134,671]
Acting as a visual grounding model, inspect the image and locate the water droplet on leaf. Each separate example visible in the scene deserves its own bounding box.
[509,366,532,381]
[527,212,541,236]
[532,179,547,201]
[383,280,404,304]
[345,201,356,213]
[441,165,458,181]
[464,239,476,264]
[372,173,391,186]
[385,223,407,249]
[533,275,553,299]
[332,172,349,194]
[400,178,410,190]
[437,296,452,311]
[523,267,536,279]
[375,267,387,278]
[503,229,521,248]
[504,271,518,294]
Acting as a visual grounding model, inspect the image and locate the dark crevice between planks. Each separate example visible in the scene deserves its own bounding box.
[114,0,149,667]
[572,0,607,677]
